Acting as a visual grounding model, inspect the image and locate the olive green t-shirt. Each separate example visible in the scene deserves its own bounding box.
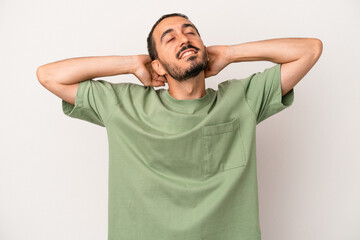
[62,64,294,240]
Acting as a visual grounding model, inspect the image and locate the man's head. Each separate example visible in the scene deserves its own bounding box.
[147,13,208,82]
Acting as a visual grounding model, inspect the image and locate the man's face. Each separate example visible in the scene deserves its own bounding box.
[153,16,208,82]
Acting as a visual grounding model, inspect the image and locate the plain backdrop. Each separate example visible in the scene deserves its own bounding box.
[0,0,359,239]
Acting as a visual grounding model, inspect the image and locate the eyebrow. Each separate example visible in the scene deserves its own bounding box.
[160,23,196,43]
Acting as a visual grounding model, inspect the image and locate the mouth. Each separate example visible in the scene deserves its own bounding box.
[179,49,198,59]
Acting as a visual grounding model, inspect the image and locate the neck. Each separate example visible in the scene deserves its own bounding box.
[166,71,206,100]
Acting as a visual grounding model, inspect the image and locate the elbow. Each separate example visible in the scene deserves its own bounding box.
[36,66,45,82]
[36,65,50,86]
[310,38,323,59]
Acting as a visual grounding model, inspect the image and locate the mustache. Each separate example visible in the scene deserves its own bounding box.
[176,44,200,59]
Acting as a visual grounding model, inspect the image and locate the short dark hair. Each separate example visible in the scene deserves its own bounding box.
[147,13,201,61]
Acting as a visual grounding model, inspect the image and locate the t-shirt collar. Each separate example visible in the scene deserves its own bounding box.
[160,88,213,114]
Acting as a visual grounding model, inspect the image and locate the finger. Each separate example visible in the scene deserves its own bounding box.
[140,76,152,86]
[151,80,165,87]
[141,77,152,86]
[204,70,213,78]
[156,75,167,82]
[204,71,209,78]
[152,72,167,83]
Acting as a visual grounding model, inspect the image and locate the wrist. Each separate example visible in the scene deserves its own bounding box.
[223,45,233,65]
[226,44,247,64]
[131,55,151,75]
[129,55,140,75]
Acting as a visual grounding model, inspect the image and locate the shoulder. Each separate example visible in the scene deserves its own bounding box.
[217,78,246,96]
[110,82,157,101]
[105,81,153,93]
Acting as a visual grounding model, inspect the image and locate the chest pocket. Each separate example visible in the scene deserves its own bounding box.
[201,117,246,176]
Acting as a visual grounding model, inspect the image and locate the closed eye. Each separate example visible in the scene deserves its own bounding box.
[168,38,174,42]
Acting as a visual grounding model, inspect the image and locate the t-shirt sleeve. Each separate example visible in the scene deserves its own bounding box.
[62,79,127,127]
[240,64,294,124]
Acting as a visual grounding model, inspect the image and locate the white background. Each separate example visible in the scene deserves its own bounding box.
[0,0,359,239]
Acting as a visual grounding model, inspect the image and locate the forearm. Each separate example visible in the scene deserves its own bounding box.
[225,38,322,64]
[37,55,137,85]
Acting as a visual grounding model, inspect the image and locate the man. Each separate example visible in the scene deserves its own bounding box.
[37,13,322,240]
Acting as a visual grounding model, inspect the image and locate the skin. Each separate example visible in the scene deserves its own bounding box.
[36,16,323,105]
[136,16,323,100]
[150,16,209,100]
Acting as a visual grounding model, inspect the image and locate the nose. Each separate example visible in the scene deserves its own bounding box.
[178,33,190,47]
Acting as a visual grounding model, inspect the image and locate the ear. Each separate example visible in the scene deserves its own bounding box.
[204,45,210,61]
[151,59,166,76]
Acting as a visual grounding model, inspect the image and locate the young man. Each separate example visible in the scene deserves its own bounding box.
[37,13,322,240]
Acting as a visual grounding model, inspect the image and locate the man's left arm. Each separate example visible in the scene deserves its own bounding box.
[205,38,323,96]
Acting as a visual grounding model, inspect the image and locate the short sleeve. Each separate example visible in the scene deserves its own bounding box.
[240,64,294,124]
[62,79,127,127]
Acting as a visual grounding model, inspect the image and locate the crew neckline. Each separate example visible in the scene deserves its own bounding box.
[160,88,214,114]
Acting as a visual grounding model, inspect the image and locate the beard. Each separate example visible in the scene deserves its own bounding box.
[159,49,208,82]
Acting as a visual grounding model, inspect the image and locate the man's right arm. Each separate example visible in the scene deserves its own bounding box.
[36,55,166,105]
